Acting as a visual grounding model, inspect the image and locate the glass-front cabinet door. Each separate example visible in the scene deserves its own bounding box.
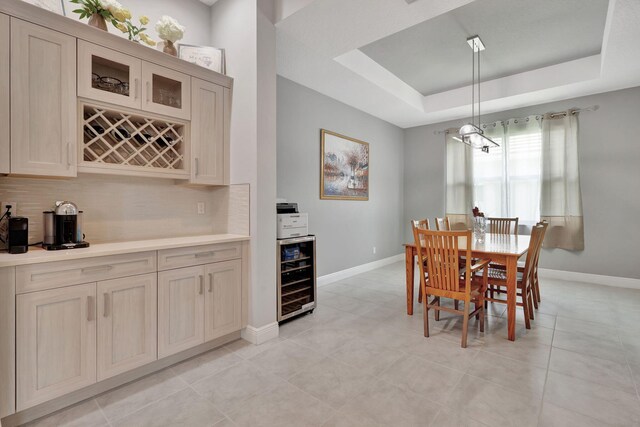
[142,62,191,120]
[78,40,142,110]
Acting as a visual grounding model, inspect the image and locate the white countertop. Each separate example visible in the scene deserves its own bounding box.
[0,234,250,268]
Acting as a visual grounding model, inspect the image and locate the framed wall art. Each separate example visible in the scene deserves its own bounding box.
[320,129,369,200]
[178,44,226,74]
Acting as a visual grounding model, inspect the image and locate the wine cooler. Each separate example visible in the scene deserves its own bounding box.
[277,235,317,321]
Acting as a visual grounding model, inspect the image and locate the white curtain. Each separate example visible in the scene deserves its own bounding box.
[445,129,473,229]
[540,112,584,250]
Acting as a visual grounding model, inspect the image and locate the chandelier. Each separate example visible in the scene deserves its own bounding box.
[452,35,499,153]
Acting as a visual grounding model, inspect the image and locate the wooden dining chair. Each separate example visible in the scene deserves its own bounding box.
[434,217,451,231]
[530,221,548,307]
[412,228,490,348]
[481,223,545,329]
[487,217,519,235]
[411,219,430,304]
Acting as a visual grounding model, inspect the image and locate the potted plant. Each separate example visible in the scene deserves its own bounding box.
[69,0,128,31]
[155,16,185,56]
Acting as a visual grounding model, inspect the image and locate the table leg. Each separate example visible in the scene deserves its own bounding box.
[405,246,414,315]
[506,256,517,341]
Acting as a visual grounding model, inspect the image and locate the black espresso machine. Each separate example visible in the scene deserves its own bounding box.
[43,201,90,250]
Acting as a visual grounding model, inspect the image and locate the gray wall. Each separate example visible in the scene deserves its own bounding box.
[404,86,640,279]
[277,76,405,276]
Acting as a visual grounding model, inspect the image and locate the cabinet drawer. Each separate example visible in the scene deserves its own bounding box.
[16,252,157,294]
[158,243,241,271]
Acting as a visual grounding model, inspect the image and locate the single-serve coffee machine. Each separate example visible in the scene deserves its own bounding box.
[43,201,90,250]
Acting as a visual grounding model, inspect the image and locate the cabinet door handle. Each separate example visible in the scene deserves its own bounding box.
[87,296,93,321]
[67,142,72,167]
[134,78,140,100]
[103,293,109,317]
[199,275,204,295]
[194,158,199,176]
[146,81,151,103]
[208,273,213,293]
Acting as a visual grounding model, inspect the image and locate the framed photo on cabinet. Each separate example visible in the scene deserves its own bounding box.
[20,0,65,15]
[178,44,226,74]
[320,129,369,201]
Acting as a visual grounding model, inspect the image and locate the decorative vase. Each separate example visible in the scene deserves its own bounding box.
[162,40,177,56]
[473,216,487,243]
[88,13,108,31]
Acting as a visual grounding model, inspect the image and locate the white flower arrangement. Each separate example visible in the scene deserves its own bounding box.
[155,16,185,43]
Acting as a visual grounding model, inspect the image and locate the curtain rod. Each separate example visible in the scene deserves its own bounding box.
[433,105,598,135]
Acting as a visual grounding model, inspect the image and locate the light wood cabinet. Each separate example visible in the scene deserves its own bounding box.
[10,18,77,177]
[97,273,157,381]
[0,13,8,175]
[78,40,142,110]
[205,260,242,341]
[158,265,205,358]
[191,78,226,185]
[142,61,191,120]
[16,283,96,411]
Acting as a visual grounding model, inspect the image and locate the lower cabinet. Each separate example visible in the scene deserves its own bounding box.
[97,273,157,381]
[205,260,242,341]
[159,260,241,357]
[158,265,205,358]
[16,283,97,411]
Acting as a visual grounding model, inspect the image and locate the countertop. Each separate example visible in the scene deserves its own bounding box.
[0,234,250,268]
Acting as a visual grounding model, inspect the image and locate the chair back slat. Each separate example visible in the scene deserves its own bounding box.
[434,217,451,231]
[531,221,548,272]
[411,219,430,246]
[487,217,519,235]
[520,224,545,285]
[413,228,471,294]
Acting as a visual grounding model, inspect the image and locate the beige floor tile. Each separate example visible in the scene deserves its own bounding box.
[95,368,188,422]
[289,323,357,355]
[549,347,637,395]
[249,339,326,379]
[481,336,551,369]
[25,399,107,427]
[213,418,237,427]
[338,379,442,426]
[404,334,479,370]
[445,374,540,427]
[191,360,284,414]
[554,316,620,340]
[543,371,640,426]
[321,293,380,316]
[469,350,547,397]
[552,329,626,364]
[357,305,397,321]
[112,388,224,427]
[379,354,464,404]
[288,357,377,409]
[321,411,376,427]
[278,316,315,338]
[223,337,286,360]
[537,402,616,427]
[329,337,405,377]
[431,406,489,427]
[226,382,333,427]
[171,346,242,384]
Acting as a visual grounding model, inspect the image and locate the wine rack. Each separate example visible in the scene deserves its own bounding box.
[79,103,189,178]
[277,235,316,321]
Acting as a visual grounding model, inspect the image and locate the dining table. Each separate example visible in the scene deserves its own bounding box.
[404,233,531,341]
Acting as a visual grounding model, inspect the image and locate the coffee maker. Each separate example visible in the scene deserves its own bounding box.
[43,201,90,250]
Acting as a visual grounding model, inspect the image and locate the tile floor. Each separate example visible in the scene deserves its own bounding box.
[24,262,640,427]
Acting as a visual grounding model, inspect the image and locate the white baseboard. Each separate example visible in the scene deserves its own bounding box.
[539,268,640,290]
[241,322,279,345]
[317,254,404,286]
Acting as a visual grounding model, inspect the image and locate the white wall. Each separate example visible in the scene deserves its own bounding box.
[403,86,640,280]
[277,76,405,276]
[210,0,277,329]
[62,0,212,46]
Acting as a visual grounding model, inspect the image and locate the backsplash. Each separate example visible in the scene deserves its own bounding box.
[0,175,249,244]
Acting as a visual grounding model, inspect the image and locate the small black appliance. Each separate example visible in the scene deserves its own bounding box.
[8,217,28,254]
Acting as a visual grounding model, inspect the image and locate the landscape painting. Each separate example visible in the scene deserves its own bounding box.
[321,129,369,200]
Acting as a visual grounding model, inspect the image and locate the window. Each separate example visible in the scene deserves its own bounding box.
[471,117,542,224]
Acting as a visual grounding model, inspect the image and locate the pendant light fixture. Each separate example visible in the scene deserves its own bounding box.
[453,35,499,153]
